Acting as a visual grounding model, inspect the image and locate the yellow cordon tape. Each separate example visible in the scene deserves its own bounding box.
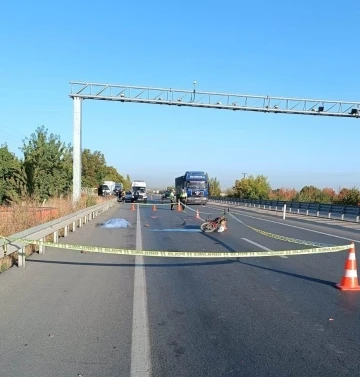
[227,212,335,248]
[0,236,351,258]
[183,206,334,248]
[151,203,338,248]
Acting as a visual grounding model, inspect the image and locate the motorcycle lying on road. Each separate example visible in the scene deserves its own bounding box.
[200,215,227,233]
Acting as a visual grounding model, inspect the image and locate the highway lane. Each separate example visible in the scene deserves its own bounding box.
[140,200,360,377]
[0,199,360,376]
[0,203,137,377]
[204,202,360,283]
[207,201,360,233]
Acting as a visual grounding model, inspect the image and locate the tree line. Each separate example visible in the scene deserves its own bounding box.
[0,126,131,204]
[220,175,360,206]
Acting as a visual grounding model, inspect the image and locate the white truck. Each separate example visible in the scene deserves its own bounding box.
[103,181,116,195]
[131,180,147,203]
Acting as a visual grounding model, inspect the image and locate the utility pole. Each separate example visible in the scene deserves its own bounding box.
[242,173,248,179]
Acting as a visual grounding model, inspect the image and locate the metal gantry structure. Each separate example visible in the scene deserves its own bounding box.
[69,81,360,202]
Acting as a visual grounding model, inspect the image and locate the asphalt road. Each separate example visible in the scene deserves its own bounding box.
[1,198,360,376]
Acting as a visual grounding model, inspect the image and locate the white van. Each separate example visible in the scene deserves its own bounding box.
[131,181,147,203]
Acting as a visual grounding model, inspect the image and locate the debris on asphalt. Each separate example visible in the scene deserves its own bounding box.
[98,218,131,228]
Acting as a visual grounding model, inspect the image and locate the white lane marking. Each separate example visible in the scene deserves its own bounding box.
[242,237,288,258]
[207,204,360,243]
[131,206,151,377]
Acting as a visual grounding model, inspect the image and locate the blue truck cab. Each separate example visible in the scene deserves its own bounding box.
[175,171,209,205]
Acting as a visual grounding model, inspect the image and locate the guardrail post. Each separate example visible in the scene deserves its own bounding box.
[72,221,76,232]
[39,237,45,255]
[316,204,320,217]
[328,205,332,219]
[283,204,287,219]
[64,225,68,237]
[18,247,25,268]
[53,231,59,243]
[357,208,360,223]
[306,203,309,216]
[341,207,345,221]
[79,217,83,228]
[84,215,87,225]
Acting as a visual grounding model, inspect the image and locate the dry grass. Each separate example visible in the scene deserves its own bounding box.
[0,195,112,237]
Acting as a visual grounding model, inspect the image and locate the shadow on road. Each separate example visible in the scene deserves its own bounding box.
[198,232,337,288]
[27,257,336,286]
[27,259,235,268]
[236,260,336,288]
[200,232,236,252]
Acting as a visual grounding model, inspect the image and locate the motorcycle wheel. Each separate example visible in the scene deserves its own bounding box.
[201,222,216,233]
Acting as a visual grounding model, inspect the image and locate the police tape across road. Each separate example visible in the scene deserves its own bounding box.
[124,201,339,248]
[184,204,337,248]
[226,212,337,248]
[0,236,352,258]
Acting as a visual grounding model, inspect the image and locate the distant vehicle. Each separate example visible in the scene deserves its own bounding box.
[175,171,209,205]
[103,181,116,194]
[113,182,123,195]
[131,180,147,203]
[162,191,170,200]
[124,191,133,202]
[98,184,111,196]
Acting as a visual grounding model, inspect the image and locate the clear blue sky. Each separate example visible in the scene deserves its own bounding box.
[1,0,360,191]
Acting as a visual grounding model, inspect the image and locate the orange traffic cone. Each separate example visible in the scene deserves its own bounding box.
[132,203,135,211]
[196,209,200,219]
[336,243,360,291]
[153,204,157,212]
[177,201,182,212]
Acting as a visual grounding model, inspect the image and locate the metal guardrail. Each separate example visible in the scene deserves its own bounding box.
[210,197,360,223]
[0,199,117,268]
